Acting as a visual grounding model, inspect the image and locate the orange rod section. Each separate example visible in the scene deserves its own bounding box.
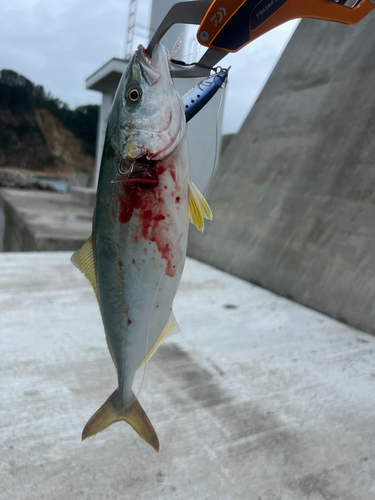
[197,0,375,53]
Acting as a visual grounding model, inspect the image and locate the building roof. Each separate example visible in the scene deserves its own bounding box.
[86,57,129,92]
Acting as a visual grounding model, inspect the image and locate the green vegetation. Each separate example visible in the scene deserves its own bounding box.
[0,69,98,156]
[0,135,9,150]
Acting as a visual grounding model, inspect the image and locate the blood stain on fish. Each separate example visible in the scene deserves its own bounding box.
[169,170,176,183]
[166,258,176,277]
[117,164,180,277]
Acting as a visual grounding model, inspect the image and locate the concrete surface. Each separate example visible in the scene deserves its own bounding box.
[1,252,375,499]
[220,133,235,157]
[188,15,375,335]
[0,188,92,252]
[66,172,92,193]
[70,186,96,208]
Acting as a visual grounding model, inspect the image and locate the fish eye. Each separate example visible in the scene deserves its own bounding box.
[126,86,142,103]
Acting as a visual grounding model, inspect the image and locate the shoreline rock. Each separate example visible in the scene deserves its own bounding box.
[0,168,57,191]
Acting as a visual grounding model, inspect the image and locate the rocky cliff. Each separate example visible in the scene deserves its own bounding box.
[0,69,97,175]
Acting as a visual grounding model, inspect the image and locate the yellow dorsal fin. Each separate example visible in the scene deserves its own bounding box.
[71,237,97,297]
[187,181,213,232]
[141,311,180,366]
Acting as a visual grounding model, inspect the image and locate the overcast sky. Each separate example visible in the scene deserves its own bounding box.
[1,0,299,134]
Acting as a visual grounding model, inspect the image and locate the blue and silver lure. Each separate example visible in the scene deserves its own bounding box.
[181,68,229,122]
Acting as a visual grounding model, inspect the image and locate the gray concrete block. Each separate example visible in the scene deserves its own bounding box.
[71,186,96,208]
[67,171,92,192]
[188,15,375,335]
[0,188,92,252]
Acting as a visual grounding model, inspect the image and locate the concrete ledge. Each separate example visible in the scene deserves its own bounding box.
[67,172,92,192]
[71,186,96,208]
[0,188,92,251]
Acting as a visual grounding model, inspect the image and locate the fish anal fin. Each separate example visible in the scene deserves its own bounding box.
[187,181,213,232]
[71,237,97,297]
[142,311,180,366]
[82,389,159,453]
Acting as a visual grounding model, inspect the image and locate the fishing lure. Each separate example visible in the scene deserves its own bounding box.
[181,68,229,122]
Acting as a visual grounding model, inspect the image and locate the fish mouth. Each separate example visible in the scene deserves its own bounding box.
[136,45,160,86]
[111,154,159,188]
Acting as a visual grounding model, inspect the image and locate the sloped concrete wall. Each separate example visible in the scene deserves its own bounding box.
[188,15,375,334]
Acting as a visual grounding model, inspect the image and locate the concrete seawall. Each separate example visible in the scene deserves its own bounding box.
[188,16,375,334]
[0,188,92,251]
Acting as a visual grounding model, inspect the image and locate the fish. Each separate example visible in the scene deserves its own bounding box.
[71,43,212,452]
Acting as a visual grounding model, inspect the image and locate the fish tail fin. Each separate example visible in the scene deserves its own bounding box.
[81,389,159,453]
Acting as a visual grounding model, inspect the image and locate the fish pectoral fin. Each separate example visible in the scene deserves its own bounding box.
[141,311,180,366]
[71,236,97,297]
[82,389,159,453]
[187,181,213,232]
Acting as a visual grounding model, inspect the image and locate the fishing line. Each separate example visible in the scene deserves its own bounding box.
[169,33,184,61]
[185,43,201,64]
[204,75,228,196]
[131,236,182,403]
[132,260,165,401]
[170,58,214,72]
[115,266,165,412]
[119,250,172,410]
[116,67,228,408]
[175,28,202,65]
[134,81,228,396]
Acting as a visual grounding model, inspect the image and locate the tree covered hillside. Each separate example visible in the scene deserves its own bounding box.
[0,69,99,172]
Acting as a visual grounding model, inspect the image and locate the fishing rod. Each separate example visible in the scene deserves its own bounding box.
[148,0,375,78]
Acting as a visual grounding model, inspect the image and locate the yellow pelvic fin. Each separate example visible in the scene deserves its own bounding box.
[187,181,213,232]
[82,389,159,452]
[141,311,180,366]
[71,237,97,297]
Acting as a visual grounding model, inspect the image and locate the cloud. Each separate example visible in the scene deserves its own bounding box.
[0,0,298,133]
[1,0,152,107]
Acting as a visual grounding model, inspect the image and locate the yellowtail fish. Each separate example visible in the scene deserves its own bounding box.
[71,43,212,452]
